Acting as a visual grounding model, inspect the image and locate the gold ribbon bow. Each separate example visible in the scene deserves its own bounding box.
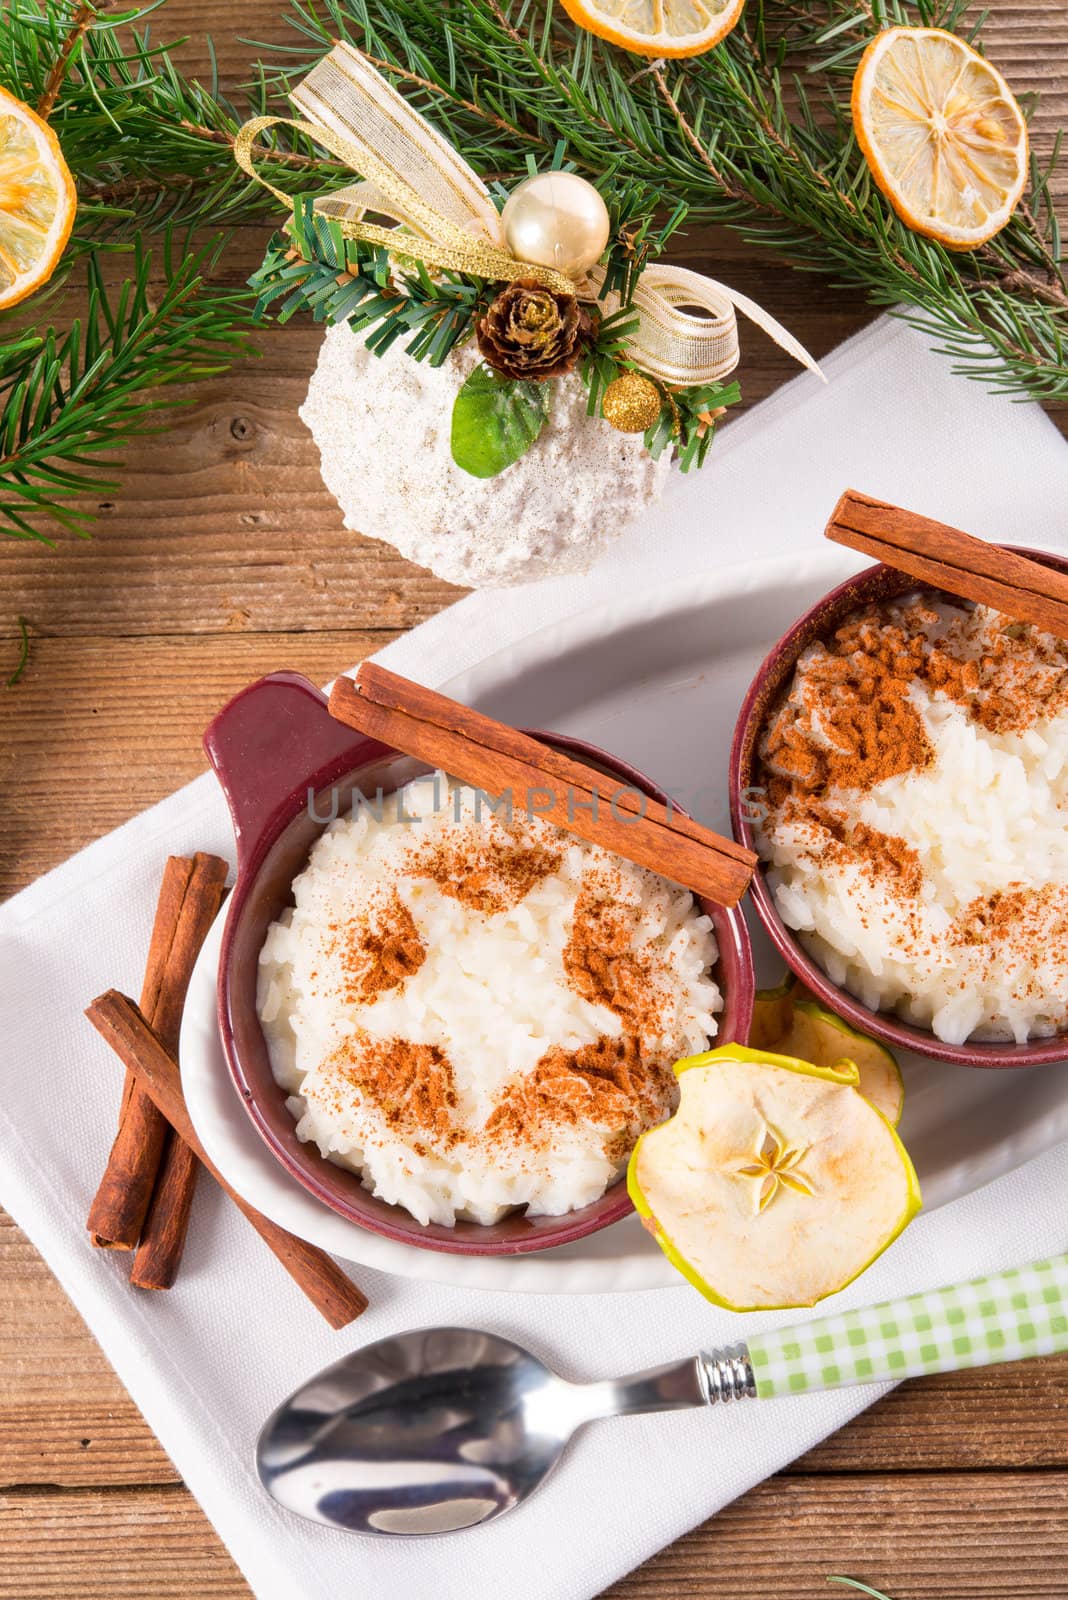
[234,41,823,388]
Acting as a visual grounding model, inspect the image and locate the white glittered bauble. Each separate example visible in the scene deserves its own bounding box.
[501,172,612,277]
[299,324,671,587]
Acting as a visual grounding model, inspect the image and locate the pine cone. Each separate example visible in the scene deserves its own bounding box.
[477,279,596,381]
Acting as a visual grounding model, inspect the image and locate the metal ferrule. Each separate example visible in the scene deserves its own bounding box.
[700,1343,757,1404]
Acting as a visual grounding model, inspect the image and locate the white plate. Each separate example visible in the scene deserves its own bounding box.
[181,548,1068,1292]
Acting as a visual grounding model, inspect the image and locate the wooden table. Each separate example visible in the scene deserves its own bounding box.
[2,4,1067,1595]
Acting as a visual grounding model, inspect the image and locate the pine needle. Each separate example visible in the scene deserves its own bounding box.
[5,616,31,687]
[828,1579,897,1600]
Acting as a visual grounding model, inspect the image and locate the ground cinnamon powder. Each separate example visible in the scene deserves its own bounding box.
[329,1030,457,1142]
[761,594,1068,908]
[327,889,425,1004]
[925,616,1068,734]
[481,867,676,1150]
[563,875,669,1038]
[484,1033,657,1153]
[799,808,925,899]
[951,884,1068,950]
[408,831,562,914]
[762,606,934,802]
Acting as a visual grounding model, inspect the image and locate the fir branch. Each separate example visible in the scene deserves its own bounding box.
[249,200,497,364]
[0,236,256,543]
[266,0,1068,404]
[647,377,741,472]
[251,168,685,352]
[0,2,279,544]
[358,50,550,149]
[36,0,99,120]
[1,2,347,235]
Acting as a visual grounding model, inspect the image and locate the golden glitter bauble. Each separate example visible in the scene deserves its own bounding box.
[501,172,611,278]
[602,371,662,433]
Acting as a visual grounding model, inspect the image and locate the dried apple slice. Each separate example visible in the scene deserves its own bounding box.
[751,977,904,1126]
[748,973,797,1052]
[628,1045,921,1311]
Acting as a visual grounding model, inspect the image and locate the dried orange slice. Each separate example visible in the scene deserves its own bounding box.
[558,0,745,59]
[852,27,1027,250]
[0,85,76,311]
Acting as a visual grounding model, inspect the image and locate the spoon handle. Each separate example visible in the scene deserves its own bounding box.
[728,1253,1068,1401]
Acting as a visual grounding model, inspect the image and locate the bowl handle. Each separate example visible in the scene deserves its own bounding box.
[204,670,375,869]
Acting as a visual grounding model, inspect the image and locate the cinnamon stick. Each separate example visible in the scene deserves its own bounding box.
[826,490,1068,638]
[87,855,226,1249]
[86,991,368,1329]
[129,1135,200,1291]
[329,667,755,908]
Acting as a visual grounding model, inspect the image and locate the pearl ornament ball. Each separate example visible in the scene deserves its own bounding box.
[501,172,611,278]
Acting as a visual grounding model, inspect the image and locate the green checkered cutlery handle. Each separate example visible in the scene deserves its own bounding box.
[701,1253,1068,1403]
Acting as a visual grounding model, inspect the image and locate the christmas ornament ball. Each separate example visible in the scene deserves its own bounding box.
[501,172,611,278]
[300,325,670,587]
[602,370,662,433]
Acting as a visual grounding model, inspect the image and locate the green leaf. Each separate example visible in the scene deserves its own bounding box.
[450,365,552,479]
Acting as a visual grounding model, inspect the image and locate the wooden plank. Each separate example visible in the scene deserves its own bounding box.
[792,1352,1068,1473]
[0,322,465,639]
[0,1487,246,1599]
[0,630,398,899]
[0,1408,179,1492]
[2,1474,1068,1599]
[605,1471,1068,1598]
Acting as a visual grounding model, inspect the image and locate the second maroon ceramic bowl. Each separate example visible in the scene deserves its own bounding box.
[207,671,755,1255]
[729,547,1068,1070]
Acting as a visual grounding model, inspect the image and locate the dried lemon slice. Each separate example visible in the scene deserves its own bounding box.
[557,0,745,59]
[0,85,76,311]
[751,976,904,1126]
[628,1045,921,1311]
[852,27,1027,250]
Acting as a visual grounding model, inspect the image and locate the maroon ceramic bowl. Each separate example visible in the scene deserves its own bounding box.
[729,547,1068,1070]
[206,670,755,1255]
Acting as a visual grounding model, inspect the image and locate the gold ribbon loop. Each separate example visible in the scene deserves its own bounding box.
[234,40,824,386]
[292,44,503,243]
[601,262,823,386]
[589,263,739,385]
[233,111,574,292]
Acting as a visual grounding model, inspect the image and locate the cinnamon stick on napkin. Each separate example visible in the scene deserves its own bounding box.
[86,853,226,1278]
[87,991,368,1329]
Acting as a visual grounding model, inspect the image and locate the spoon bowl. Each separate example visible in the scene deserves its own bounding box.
[256,1325,709,1536]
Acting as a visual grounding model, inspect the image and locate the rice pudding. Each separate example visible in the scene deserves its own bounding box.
[755,593,1068,1045]
[257,773,721,1225]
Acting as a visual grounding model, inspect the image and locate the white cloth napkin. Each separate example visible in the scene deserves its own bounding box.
[3,316,1068,1600]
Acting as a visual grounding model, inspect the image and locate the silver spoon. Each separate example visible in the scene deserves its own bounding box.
[257,1252,1068,1537]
